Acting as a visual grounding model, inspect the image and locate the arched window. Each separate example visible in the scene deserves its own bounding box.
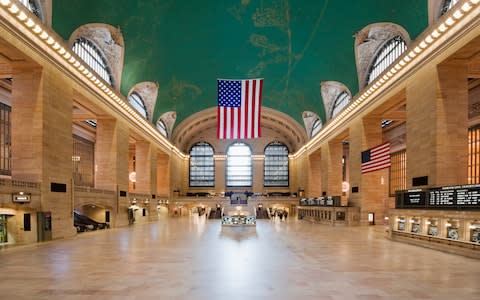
[72,38,114,86]
[331,91,351,118]
[264,142,289,187]
[311,118,322,137]
[440,0,459,16]
[156,119,168,138]
[19,0,43,20]
[366,36,407,85]
[128,92,147,118]
[226,142,252,187]
[189,142,215,187]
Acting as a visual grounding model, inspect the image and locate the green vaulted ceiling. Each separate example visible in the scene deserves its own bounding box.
[52,0,427,129]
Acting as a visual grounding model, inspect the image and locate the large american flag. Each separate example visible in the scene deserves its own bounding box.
[217,78,263,139]
[361,142,391,173]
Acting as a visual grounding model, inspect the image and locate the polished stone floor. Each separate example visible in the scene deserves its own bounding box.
[1,216,480,300]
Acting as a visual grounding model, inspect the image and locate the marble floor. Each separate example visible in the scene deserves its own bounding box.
[1,217,480,300]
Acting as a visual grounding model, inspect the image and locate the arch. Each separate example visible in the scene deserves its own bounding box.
[157,111,176,139]
[156,119,168,138]
[365,36,407,85]
[331,91,351,118]
[69,23,125,88]
[189,142,215,187]
[429,0,459,23]
[127,92,147,118]
[19,0,44,22]
[320,81,352,120]
[226,142,252,187]
[264,141,289,187]
[128,81,158,122]
[172,107,307,153]
[302,111,322,139]
[354,23,410,89]
[72,37,115,87]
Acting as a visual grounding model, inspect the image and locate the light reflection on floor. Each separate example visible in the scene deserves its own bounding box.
[0,216,479,299]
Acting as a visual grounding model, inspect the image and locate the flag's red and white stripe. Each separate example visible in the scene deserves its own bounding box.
[361,142,391,173]
[217,79,263,139]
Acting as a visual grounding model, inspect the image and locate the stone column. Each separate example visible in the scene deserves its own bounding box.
[12,67,75,239]
[95,119,129,227]
[135,140,158,221]
[215,156,225,193]
[406,61,468,187]
[156,152,170,197]
[308,149,322,197]
[252,156,263,193]
[349,116,388,224]
[327,139,343,197]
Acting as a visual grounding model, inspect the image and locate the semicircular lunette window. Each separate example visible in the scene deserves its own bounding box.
[19,0,42,20]
[189,142,215,187]
[226,142,252,187]
[331,91,351,118]
[264,142,289,187]
[156,119,168,138]
[440,0,459,15]
[366,36,407,85]
[128,92,147,119]
[72,38,114,87]
[311,118,322,137]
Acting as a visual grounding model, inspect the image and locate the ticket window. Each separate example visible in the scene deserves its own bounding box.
[410,217,420,234]
[470,223,480,243]
[446,220,460,240]
[426,219,438,236]
[397,217,406,231]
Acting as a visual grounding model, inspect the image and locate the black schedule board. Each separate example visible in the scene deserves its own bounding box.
[396,184,480,210]
[429,188,455,207]
[397,189,426,208]
[455,185,480,207]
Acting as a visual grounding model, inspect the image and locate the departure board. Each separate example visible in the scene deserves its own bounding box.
[396,184,480,210]
[429,188,455,206]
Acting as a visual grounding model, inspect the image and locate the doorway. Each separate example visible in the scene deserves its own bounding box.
[0,215,7,244]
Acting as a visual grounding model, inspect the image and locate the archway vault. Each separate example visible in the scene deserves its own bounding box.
[171,107,308,153]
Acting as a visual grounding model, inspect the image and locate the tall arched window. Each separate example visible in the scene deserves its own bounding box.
[72,38,114,86]
[156,119,168,138]
[226,143,252,187]
[19,0,43,20]
[331,91,351,118]
[264,142,289,187]
[440,0,458,16]
[311,118,322,137]
[128,92,147,118]
[189,142,215,187]
[366,36,407,85]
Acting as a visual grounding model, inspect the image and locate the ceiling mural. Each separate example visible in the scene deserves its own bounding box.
[52,0,427,129]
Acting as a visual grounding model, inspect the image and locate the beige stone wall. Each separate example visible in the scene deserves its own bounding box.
[308,149,322,197]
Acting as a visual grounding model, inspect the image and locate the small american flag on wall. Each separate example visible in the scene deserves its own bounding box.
[361,142,391,173]
[217,78,263,139]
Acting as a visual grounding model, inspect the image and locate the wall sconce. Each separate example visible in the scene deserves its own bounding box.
[129,171,136,182]
[144,198,149,205]
[445,222,452,227]
[425,220,431,225]
[131,198,137,205]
